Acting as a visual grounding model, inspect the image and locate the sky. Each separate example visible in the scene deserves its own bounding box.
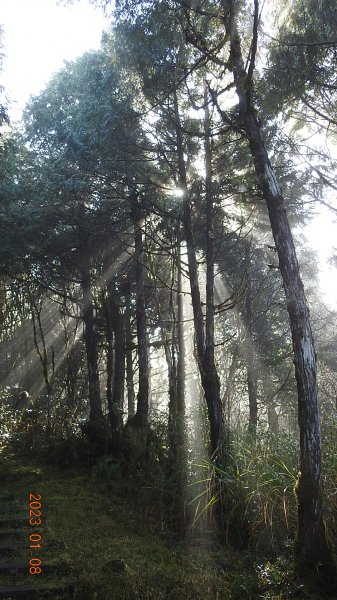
[1,0,110,120]
[0,0,336,309]
[304,206,337,307]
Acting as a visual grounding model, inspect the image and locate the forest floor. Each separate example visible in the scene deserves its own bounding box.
[0,447,332,600]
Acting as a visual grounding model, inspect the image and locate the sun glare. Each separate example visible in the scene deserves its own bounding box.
[169,188,185,198]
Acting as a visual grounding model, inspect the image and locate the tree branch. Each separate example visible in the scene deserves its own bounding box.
[246,0,259,96]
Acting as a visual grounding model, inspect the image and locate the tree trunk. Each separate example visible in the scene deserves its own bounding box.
[222,346,239,425]
[167,242,186,455]
[125,283,135,419]
[78,204,103,423]
[131,194,149,428]
[225,5,335,582]
[176,242,185,425]
[108,284,125,434]
[81,264,103,422]
[103,291,114,420]
[173,88,224,458]
[31,307,53,430]
[243,242,258,429]
[268,404,279,434]
[154,259,178,451]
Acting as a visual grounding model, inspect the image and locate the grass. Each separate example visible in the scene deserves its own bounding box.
[0,448,260,599]
[0,423,336,599]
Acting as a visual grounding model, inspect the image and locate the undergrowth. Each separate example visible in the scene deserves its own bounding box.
[1,418,337,598]
[0,448,259,599]
[190,426,337,556]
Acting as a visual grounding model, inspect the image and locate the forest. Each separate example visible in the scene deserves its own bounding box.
[0,0,337,598]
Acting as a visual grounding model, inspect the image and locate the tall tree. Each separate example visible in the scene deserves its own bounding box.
[207,0,334,584]
[113,2,225,458]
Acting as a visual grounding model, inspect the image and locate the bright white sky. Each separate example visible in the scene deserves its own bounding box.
[1,0,110,120]
[304,207,337,308]
[0,0,336,309]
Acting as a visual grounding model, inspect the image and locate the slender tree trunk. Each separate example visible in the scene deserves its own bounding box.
[103,288,114,420]
[268,404,279,434]
[108,284,125,433]
[61,303,79,410]
[176,242,185,424]
[31,302,53,430]
[243,242,258,429]
[173,241,187,534]
[167,242,185,455]
[222,346,239,425]
[173,88,224,458]
[131,194,149,428]
[203,84,225,459]
[224,4,335,581]
[81,264,103,422]
[154,260,178,450]
[23,328,33,392]
[65,346,78,408]
[78,204,103,423]
[125,283,135,419]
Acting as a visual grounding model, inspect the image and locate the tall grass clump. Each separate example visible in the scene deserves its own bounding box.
[189,429,299,553]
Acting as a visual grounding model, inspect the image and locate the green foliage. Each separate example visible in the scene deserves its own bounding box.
[256,557,295,599]
[263,0,337,126]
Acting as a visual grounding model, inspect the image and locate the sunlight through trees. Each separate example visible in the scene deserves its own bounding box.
[1,1,337,597]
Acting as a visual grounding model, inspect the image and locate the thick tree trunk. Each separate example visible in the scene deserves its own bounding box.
[225,8,335,582]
